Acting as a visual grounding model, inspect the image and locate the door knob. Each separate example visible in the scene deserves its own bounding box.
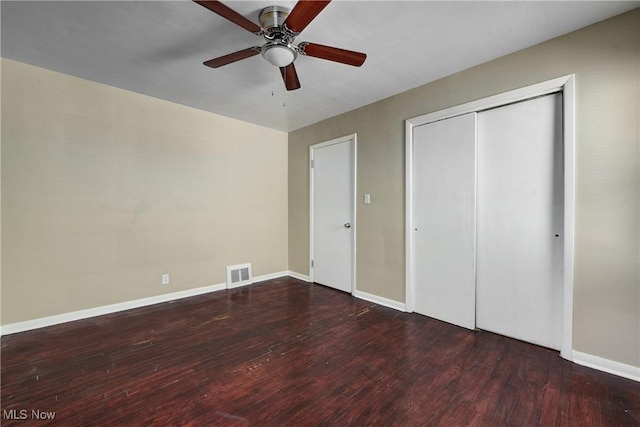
[344,223,351,228]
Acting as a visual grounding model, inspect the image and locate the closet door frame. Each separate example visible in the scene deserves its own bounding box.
[405,75,575,360]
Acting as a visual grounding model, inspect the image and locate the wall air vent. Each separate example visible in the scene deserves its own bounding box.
[226,263,252,289]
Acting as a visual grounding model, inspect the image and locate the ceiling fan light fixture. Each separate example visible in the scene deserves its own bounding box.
[262,42,296,67]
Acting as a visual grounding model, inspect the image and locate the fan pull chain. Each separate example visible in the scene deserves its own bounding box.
[270,71,286,108]
[282,74,287,107]
[272,86,286,108]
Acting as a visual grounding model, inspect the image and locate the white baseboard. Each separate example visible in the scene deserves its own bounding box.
[0,282,228,336]
[253,271,289,283]
[572,350,640,382]
[0,271,310,336]
[287,271,311,282]
[353,289,406,312]
[229,271,299,288]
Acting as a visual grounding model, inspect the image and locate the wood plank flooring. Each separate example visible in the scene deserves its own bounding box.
[2,277,639,426]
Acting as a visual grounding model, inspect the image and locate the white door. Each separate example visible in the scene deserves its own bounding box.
[311,137,354,293]
[413,113,477,329]
[476,93,563,349]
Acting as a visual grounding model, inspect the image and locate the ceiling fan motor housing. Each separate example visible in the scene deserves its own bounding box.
[259,6,291,35]
[259,6,297,67]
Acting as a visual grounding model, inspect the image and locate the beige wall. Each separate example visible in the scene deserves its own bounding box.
[1,58,288,324]
[289,9,640,367]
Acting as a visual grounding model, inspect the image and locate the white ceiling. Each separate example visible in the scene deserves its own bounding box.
[2,1,638,132]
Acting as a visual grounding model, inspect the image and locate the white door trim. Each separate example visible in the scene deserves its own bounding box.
[405,75,575,360]
[309,134,357,293]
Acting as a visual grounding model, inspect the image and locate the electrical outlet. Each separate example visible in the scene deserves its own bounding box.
[162,274,170,285]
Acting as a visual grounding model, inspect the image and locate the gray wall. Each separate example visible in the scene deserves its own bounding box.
[288,9,639,367]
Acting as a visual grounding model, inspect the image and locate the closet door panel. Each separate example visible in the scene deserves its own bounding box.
[413,113,477,330]
[476,94,563,349]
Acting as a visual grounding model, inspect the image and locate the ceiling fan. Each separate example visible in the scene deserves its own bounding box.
[194,0,367,91]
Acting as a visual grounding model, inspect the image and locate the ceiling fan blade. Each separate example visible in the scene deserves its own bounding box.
[284,0,331,34]
[280,64,301,91]
[193,1,262,34]
[299,42,366,67]
[203,47,261,68]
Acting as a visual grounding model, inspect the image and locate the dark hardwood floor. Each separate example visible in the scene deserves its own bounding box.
[1,277,638,426]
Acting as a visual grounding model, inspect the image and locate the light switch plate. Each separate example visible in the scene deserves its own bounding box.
[364,194,371,204]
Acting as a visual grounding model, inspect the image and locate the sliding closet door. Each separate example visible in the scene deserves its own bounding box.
[476,93,563,349]
[413,113,476,330]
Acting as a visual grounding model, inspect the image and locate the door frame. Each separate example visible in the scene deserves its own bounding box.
[405,75,575,360]
[309,133,357,293]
